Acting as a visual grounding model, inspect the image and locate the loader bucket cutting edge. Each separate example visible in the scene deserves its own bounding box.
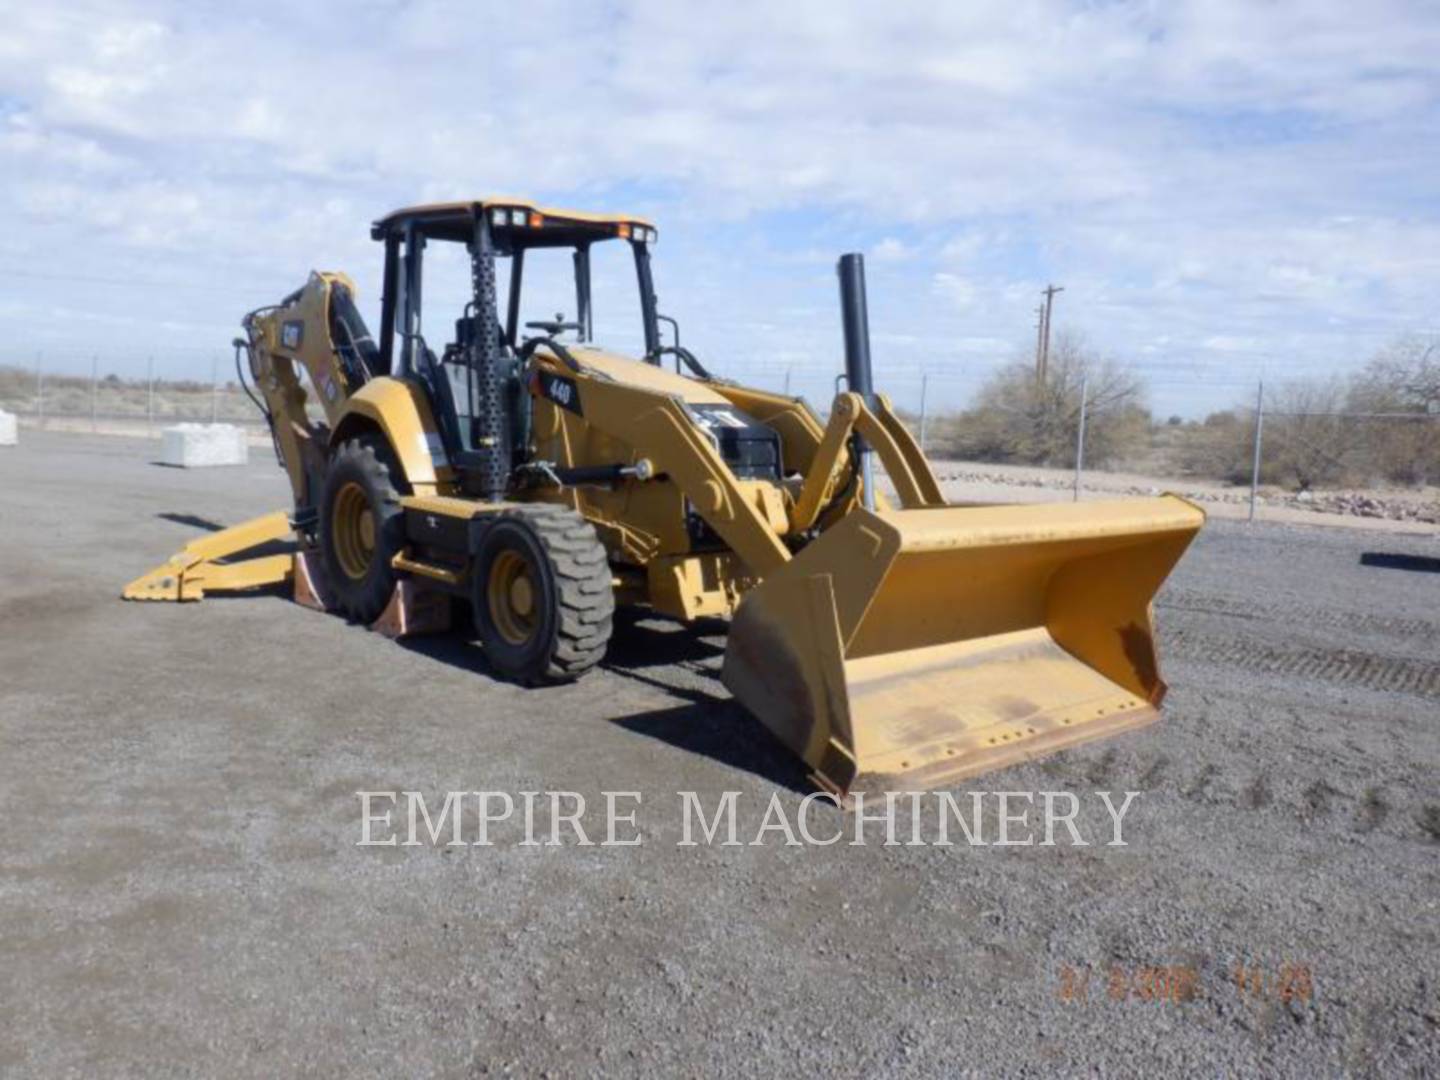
[721,495,1205,795]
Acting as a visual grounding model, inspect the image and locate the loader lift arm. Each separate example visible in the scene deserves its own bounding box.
[789,390,945,535]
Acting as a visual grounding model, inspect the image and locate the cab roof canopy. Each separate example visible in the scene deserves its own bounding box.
[371,198,656,247]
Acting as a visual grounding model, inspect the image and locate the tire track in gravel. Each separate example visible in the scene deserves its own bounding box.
[1159,588,1440,645]
[1167,632,1440,698]
[1045,750,1436,841]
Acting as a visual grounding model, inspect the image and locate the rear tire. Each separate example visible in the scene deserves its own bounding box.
[472,505,614,684]
[320,435,407,622]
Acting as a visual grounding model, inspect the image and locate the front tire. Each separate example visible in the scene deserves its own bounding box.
[320,435,407,622]
[472,505,614,684]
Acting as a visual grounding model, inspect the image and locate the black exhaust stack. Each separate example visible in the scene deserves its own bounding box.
[837,252,877,509]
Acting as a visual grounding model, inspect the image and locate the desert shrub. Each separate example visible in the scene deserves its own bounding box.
[931,333,1149,468]
[1344,337,1440,485]
[1172,381,1364,489]
[1263,380,1376,489]
[1168,336,1440,490]
[1174,409,1252,483]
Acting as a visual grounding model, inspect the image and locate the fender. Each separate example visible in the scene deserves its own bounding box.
[331,375,449,493]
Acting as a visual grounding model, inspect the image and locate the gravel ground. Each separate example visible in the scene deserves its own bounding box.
[2,430,1438,1077]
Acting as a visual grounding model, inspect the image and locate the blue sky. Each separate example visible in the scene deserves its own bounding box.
[2,0,1439,417]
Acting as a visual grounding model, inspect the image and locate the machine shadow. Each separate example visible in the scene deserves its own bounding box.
[157,512,227,531]
[1360,552,1440,574]
[396,605,728,683]
[154,512,297,563]
[606,608,728,669]
[397,604,811,793]
[611,702,813,795]
[606,610,812,794]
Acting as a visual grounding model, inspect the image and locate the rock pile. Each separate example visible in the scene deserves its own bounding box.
[930,466,1438,524]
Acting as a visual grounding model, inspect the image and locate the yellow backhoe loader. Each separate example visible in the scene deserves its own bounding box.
[124,199,1203,795]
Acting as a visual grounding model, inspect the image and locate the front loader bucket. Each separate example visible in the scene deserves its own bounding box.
[722,496,1204,795]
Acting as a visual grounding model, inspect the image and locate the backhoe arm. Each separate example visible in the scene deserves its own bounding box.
[124,272,378,603]
[244,271,375,515]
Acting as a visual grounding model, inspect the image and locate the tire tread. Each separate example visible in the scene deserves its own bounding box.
[482,504,614,682]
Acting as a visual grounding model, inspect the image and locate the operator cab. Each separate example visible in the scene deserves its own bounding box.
[371,199,672,364]
[369,200,689,494]
[369,198,769,503]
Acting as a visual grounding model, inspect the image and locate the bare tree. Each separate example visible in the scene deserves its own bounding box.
[1174,334,1440,489]
[1346,334,1440,484]
[1353,335,1440,411]
[937,332,1149,467]
[1261,379,1363,489]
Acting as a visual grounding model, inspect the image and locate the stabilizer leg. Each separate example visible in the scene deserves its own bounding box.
[293,549,335,611]
[295,548,450,639]
[369,579,452,640]
[124,510,451,639]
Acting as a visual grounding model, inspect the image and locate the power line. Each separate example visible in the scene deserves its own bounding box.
[0,268,276,295]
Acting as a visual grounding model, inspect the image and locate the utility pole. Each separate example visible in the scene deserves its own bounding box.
[34,351,43,425]
[1034,305,1046,381]
[90,354,98,432]
[1038,284,1064,384]
[1248,379,1265,523]
[146,356,155,434]
[919,372,929,453]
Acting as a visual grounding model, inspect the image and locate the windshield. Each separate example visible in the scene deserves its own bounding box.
[500,238,651,358]
[379,215,664,376]
[502,241,646,356]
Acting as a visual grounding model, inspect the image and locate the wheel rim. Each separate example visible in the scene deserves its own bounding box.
[332,481,376,581]
[487,549,539,646]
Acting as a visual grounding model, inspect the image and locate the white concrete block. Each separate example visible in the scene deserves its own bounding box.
[161,423,249,467]
[0,410,16,447]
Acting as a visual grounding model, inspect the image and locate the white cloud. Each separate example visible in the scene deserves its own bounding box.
[871,237,911,261]
[931,272,979,310]
[0,0,1436,416]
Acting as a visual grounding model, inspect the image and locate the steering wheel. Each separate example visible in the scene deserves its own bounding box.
[525,312,582,337]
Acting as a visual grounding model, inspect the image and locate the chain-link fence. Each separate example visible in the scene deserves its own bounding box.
[5,353,1437,528]
[739,359,1440,528]
[0,352,269,436]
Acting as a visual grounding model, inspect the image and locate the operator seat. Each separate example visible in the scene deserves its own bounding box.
[330,284,383,380]
[440,316,515,452]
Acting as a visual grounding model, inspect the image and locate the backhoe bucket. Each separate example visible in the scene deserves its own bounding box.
[122,511,296,601]
[722,496,1204,795]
